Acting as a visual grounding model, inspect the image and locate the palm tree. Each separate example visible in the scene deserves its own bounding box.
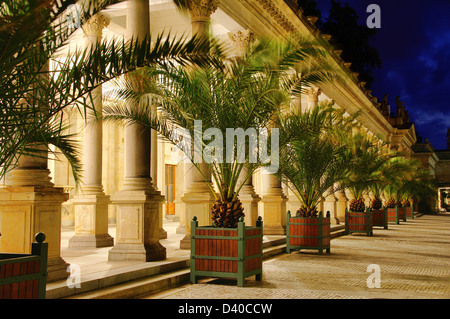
[342,132,398,212]
[276,101,355,217]
[102,36,337,227]
[0,0,211,183]
[395,159,438,210]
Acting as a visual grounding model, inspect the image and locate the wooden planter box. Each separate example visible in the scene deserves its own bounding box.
[345,208,373,236]
[387,206,400,224]
[372,209,388,229]
[397,206,407,222]
[0,233,48,299]
[286,211,330,254]
[190,217,263,287]
[404,206,414,219]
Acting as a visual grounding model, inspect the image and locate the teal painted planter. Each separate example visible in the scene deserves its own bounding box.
[0,233,48,299]
[286,211,330,254]
[345,208,373,236]
[190,217,263,287]
[372,208,388,229]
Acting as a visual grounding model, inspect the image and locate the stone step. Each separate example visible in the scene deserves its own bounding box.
[65,268,191,299]
[53,225,347,299]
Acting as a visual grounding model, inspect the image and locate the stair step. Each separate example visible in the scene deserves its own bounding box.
[66,269,190,299]
[59,228,347,299]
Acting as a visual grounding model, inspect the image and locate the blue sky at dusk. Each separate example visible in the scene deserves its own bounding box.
[312,0,450,150]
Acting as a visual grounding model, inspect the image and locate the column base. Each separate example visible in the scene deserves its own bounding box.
[69,193,113,248]
[323,195,338,225]
[179,182,215,249]
[259,193,287,235]
[179,234,191,250]
[239,185,261,227]
[108,242,166,262]
[159,228,168,239]
[47,256,71,283]
[68,233,114,248]
[108,189,166,262]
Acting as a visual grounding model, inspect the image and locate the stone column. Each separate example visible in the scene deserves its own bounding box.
[69,13,114,248]
[108,0,166,261]
[228,30,260,226]
[0,143,69,283]
[286,184,301,216]
[306,87,321,111]
[259,169,287,235]
[345,189,355,210]
[154,131,167,239]
[323,192,338,224]
[335,188,347,224]
[178,0,218,249]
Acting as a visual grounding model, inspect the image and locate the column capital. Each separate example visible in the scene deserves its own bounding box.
[228,30,253,57]
[83,13,110,38]
[188,0,219,23]
[307,86,321,102]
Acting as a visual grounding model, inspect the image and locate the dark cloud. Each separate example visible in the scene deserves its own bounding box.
[314,0,450,149]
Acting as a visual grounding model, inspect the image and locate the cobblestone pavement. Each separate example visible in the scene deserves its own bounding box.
[146,213,450,300]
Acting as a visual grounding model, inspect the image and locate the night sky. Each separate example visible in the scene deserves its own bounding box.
[312,0,450,150]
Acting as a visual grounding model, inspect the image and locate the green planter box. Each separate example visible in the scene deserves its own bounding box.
[345,208,373,236]
[286,211,331,254]
[190,217,263,287]
[372,209,388,229]
[0,233,48,299]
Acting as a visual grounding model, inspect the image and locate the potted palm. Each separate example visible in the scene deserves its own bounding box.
[277,102,354,254]
[369,155,410,228]
[103,36,336,285]
[370,183,388,229]
[342,133,394,236]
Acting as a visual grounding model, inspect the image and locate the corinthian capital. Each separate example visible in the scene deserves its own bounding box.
[307,87,321,103]
[188,0,218,23]
[83,13,110,38]
[228,30,254,57]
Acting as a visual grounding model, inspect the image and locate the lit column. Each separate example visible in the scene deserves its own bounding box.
[335,188,348,224]
[228,30,261,226]
[70,13,114,248]
[306,87,321,111]
[178,0,217,249]
[0,93,69,281]
[108,0,166,261]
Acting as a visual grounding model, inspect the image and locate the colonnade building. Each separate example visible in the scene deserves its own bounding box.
[0,0,437,282]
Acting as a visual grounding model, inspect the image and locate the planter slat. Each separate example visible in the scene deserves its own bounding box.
[190,217,263,287]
